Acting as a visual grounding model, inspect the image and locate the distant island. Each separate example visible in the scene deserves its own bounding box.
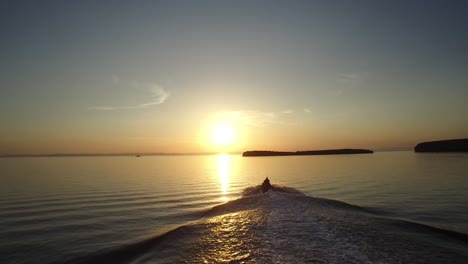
[243,149,373,157]
[414,138,468,152]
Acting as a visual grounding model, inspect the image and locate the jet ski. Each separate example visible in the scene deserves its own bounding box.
[261,177,272,193]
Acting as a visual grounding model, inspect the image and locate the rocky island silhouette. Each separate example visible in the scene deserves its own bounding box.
[243,149,373,157]
[414,138,468,152]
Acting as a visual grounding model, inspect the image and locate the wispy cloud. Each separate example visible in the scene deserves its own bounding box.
[135,85,170,107]
[112,74,120,84]
[88,106,116,111]
[329,72,370,96]
[336,72,370,84]
[327,90,344,97]
[89,82,170,111]
[218,109,295,127]
[303,108,311,113]
[236,111,277,127]
[130,80,139,88]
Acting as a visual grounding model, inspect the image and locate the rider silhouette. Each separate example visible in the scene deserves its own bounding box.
[261,177,272,193]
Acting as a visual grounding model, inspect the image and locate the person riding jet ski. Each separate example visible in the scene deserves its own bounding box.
[261,177,272,193]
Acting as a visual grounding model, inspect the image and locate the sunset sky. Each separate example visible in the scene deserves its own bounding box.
[1,1,467,154]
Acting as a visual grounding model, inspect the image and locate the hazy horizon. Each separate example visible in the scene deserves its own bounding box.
[1,1,467,155]
[1,147,416,157]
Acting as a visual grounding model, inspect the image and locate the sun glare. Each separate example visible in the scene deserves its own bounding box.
[212,123,235,146]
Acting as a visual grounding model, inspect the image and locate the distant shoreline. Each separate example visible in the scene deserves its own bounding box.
[1,149,435,158]
[243,149,373,157]
[414,138,468,152]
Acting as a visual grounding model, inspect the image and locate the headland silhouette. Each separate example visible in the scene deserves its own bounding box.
[243,148,373,157]
[414,138,468,152]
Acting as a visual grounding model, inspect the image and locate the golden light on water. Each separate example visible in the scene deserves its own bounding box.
[217,154,230,201]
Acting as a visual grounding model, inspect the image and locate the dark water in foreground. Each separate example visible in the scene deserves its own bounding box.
[1,152,467,263]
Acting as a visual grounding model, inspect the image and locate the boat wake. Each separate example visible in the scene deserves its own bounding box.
[69,186,468,264]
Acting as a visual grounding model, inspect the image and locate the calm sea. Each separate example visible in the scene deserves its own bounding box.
[1,151,467,263]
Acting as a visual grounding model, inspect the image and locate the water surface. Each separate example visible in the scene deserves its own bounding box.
[1,151,467,263]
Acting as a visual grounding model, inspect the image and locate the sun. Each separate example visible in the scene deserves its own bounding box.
[212,123,235,146]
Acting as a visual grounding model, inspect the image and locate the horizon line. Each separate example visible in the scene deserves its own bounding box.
[0,152,242,158]
[0,148,414,158]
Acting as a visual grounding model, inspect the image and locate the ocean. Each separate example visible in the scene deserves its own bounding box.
[1,151,467,263]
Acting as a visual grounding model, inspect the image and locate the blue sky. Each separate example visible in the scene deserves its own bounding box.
[1,0,467,154]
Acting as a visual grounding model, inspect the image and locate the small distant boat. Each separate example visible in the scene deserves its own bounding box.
[136,155,141,157]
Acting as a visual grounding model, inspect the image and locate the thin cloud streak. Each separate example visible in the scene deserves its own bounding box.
[219,109,296,127]
[236,110,277,127]
[336,72,370,84]
[112,74,120,84]
[136,86,170,107]
[327,71,371,97]
[88,106,116,111]
[88,83,170,111]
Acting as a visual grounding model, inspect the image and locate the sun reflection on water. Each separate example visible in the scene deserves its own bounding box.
[217,154,230,201]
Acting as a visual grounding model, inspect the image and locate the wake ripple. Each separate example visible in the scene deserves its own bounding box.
[71,186,468,264]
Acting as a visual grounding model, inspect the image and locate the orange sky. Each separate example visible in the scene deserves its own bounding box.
[1,2,467,155]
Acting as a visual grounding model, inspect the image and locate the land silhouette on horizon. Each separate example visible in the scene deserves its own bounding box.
[414,138,468,153]
[242,149,373,157]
